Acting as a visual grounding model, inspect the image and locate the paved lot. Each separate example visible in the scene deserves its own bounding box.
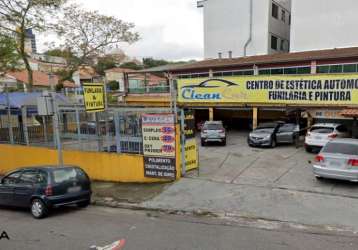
[193,131,358,198]
[0,206,357,250]
[142,131,358,232]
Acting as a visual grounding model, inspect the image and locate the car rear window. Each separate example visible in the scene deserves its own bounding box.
[203,124,222,130]
[323,142,358,155]
[52,168,78,184]
[310,127,334,134]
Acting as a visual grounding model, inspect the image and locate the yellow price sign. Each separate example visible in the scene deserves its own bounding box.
[83,83,105,112]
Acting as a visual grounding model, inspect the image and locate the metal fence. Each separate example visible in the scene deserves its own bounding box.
[0,104,173,156]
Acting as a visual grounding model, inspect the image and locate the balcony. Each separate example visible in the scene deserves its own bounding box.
[127,85,170,94]
[124,85,171,107]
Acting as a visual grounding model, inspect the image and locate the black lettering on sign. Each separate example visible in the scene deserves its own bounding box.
[144,157,176,180]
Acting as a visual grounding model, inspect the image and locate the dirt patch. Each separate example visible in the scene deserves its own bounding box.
[92,181,171,204]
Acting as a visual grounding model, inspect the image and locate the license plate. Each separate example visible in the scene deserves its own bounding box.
[314,136,322,140]
[67,186,81,193]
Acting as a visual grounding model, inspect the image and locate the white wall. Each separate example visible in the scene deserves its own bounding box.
[203,0,271,59]
[268,0,291,54]
[291,0,358,52]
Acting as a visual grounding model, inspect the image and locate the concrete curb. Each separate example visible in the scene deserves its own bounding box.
[92,199,358,237]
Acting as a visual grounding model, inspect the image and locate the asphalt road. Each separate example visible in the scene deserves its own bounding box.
[0,205,357,250]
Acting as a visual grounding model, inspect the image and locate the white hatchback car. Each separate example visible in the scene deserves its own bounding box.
[305,123,350,152]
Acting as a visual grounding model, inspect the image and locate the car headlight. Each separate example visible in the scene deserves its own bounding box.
[264,135,271,140]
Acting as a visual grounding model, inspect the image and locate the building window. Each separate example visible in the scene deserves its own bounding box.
[329,65,343,73]
[317,66,329,74]
[297,67,311,74]
[272,3,279,19]
[343,64,357,73]
[259,69,271,75]
[281,10,286,22]
[271,68,284,75]
[284,68,297,74]
[280,39,285,51]
[271,35,278,50]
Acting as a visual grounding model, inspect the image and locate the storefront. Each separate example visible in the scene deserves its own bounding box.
[168,47,358,132]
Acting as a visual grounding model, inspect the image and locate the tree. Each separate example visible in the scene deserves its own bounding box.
[142,58,170,69]
[0,0,66,91]
[119,62,143,70]
[0,36,20,75]
[95,56,118,76]
[56,4,139,77]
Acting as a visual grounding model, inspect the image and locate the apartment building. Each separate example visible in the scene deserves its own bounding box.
[198,0,291,59]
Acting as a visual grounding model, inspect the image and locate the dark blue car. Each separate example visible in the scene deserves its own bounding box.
[0,166,91,219]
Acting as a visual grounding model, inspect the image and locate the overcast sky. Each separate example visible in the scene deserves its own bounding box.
[38,0,204,61]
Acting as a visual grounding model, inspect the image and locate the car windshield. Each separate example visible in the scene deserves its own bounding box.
[254,128,275,133]
[323,142,358,155]
[310,126,334,134]
[52,168,77,183]
[203,124,222,130]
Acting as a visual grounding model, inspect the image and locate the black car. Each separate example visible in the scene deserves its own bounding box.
[0,166,91,219]
[248,122,299,148]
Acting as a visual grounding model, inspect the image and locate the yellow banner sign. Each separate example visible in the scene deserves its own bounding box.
[83,83,105,112]
[177,74,358,105]
[183,138,198,171]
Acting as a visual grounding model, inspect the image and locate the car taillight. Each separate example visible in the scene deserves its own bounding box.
[328,133,337,139]
[45,185,53,196]
[315,155,325,163]
[219,129,225,133]
[348,159,358,167]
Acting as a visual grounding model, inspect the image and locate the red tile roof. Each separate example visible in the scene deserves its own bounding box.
[8,70,75,88]
[169,47,358,72]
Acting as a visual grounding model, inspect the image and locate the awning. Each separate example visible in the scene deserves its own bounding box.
[340,109,358,118]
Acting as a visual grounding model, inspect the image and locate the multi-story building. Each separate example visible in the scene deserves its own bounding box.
[24,28,37,54]
[290,0,358,52]
[198,0,291,59]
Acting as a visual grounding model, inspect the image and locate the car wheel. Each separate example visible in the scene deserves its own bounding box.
[270,138,276,148]
[31,199,48,219]
[77,200,90,208]
[315,176,323,181]
[201,139,206,146]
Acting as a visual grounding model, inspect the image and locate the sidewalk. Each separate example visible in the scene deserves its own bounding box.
[140,177,358,233]
[92,181,171,206]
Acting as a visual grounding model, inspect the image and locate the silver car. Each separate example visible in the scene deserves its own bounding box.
[312,139,358,182]
[200,121,226,146]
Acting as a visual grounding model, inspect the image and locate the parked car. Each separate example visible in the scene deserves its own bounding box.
[311,139,358,182]
[0,166,91,219]
[305,123,350,152]
[248,122,299,148]
[200,121,226,146]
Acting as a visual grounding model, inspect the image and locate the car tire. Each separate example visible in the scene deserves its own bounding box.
[201,139,206,146]
[31,199,48,219]
[77,200,90,208]
[315,176,323,181]
[270,138,276,148]
[222,139,226,146]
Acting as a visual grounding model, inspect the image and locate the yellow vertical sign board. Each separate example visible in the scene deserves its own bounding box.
[183,138,198,171]
[83,83,105,112]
